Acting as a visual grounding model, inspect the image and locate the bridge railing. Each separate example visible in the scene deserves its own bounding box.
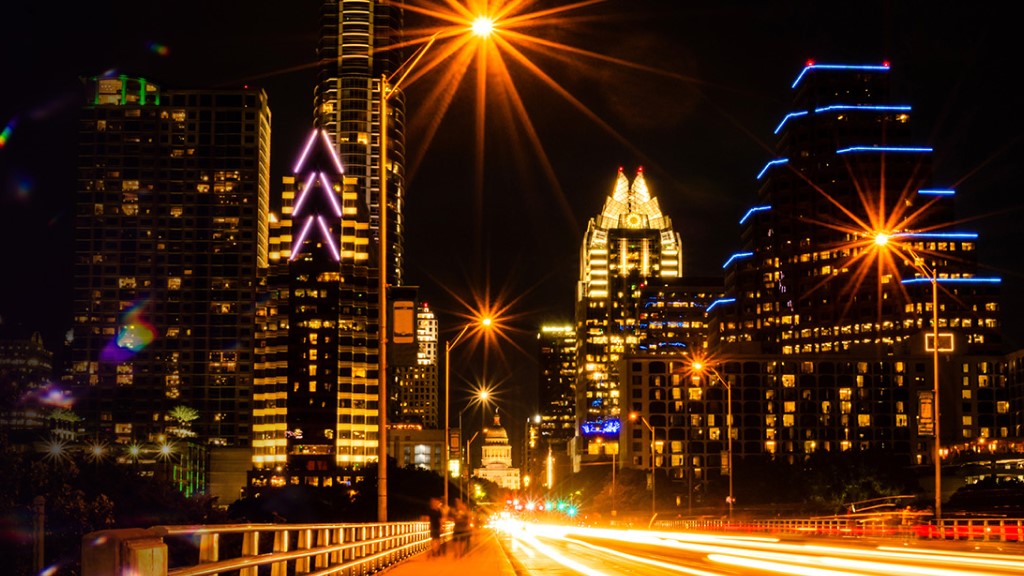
[666,516,1024,542]
[81,521,439,576]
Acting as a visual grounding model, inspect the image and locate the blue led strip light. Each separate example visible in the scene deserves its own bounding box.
[706,298,736,313]
[893,232,978,240]
[774,111,808,134]
[791,63,891,88]
[740,205,772,225]
[757,158,789,180]
[901,277,1001,285]
[836,146,933,154]
[722,252,753,269]
[917,189,955,196]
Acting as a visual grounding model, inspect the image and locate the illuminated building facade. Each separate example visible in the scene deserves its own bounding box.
[639,277,723,355]
[475,414,521,491]
[315,0,406,287]
[714,62,1002,355]
[620,351,1013,499]
[537,324,577,486]
[575,167,683,454]
[250,129,377,487]
[394,301,439,428]
[71,76,270,447]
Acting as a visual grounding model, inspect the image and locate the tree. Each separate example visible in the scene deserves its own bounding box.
[166,405,199,438]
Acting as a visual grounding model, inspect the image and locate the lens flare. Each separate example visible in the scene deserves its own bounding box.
[100,299,156,362]
[0,117,15,148]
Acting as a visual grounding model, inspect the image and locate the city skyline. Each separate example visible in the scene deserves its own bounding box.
[2,0,1022,417]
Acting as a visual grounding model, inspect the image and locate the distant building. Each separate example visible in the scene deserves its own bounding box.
[395,301,439,428]
[574,167,683,456]
[387,423,445,474]
[475,414,520,491]
[536,324,576,487]
[0,329,56,435]
[70,75,270,448]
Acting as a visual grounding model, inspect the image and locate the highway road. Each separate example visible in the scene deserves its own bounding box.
[495,519,1024,576]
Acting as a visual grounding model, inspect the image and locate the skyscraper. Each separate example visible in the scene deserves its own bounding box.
[394,301,439,428]
[537,324,576,486]
[71,76,270,447]
[575,167,683,456]
[714,61,1002,355]
[249,0,414,490]
[251,129,376,486]
[315,0,406,286]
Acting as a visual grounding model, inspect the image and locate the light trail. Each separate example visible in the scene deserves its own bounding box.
[495,520,1024,576]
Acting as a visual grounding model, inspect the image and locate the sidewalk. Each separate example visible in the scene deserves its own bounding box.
[385,528,517,576]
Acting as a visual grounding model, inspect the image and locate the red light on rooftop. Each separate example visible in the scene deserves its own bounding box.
[806,59,815,67]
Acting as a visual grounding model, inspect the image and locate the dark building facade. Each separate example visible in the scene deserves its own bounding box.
[714,61,1001,356]
[70,75,270,447]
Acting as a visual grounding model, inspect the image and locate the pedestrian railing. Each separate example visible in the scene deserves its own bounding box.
[81,521,444,576]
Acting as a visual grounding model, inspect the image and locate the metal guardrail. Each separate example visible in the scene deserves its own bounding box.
[668,516,1024,542]
[82,521,444,576]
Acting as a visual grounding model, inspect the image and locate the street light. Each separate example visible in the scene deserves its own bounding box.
[693,360,734,519]
[875,233,943,521]
[377,32,439,523]
[444,317,491,506]
[629,412,657,525]
[457,389,492,501]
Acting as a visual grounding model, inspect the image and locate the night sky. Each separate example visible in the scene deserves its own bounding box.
[1,1,1022,430]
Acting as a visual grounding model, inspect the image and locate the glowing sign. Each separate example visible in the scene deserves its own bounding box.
[580,418,621,436]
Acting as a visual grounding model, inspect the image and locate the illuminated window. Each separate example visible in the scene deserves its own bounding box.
[857,414,871,427]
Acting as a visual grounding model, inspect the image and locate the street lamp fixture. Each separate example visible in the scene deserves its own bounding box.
[444,318,492,506]
[629,412,657,526]
[875,232,944,521]
[693,360,734,519]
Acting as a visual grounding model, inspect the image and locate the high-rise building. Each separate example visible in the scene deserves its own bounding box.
[714,61,1002,355]
[575,167,683,455]
[315,0,406,286]
[394,301,439,428]
[536,324,576,487]
[70,75,270,447]
[250,129,376,487]
[0,329,55,435]
[639,277,723,355]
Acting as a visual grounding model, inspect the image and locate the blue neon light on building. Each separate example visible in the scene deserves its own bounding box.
[756,159,789,180]
[791,63,891,89]
[739,205,772,224]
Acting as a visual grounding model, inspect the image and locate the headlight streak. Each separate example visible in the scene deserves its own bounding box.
[505,521,1024,576]
[874,546,1024,571]
[706,553,874,576]
[506,528,611,576]
[559,533,731,576]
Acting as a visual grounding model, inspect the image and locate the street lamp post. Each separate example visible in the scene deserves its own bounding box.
[457,390,491,501]
[630,413,656,525]
[377,33,438,523]
[444,319,490,506]
[875,234,943,521]
[693,361,733,519]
